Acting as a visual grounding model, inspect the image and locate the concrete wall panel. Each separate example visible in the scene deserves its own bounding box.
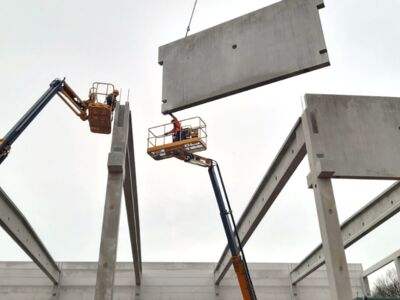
[303,94,400,179]
[159,0,329,114]
[0,262,363,300]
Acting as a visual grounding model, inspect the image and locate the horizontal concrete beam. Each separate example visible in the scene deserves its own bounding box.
[0,186,60,284]
[214,119,306,284]
[362,249,400,278]
[159,0,329,114]
[291,181,400,284]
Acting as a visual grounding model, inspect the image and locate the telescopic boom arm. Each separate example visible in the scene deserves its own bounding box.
[0,78,118,164]
[179,154,257,300]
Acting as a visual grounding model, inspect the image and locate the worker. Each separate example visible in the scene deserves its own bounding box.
[165,114,182,142]
[106,90,119,107]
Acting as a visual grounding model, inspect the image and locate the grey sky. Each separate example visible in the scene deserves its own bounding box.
[0,0,400,282]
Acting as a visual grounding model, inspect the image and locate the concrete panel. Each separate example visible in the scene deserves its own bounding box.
[0,262,363,300]
[303,94,400,179]
[159,0,329,114]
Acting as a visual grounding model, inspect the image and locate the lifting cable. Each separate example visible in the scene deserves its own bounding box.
[214,162,257,299]
[185,0,198,38]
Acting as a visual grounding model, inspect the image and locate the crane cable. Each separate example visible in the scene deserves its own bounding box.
[185,0,198,38]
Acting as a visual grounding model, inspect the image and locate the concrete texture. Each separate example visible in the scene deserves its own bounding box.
[292,181,400,285]
[0,187,60,284]
[0,262,364,300]
[95,103,131,300]
[123,114,142,285]
[303,94,400,179]
[214,119,306,284]
[159,0,329,114]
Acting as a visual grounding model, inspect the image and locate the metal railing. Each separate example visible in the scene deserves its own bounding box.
[147,116,207,149]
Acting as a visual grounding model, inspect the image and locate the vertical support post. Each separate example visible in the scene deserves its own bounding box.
[288,264,298,300]
[51,263,62,300]
[95,103,130,300]
[134,285,141,300]
[308,176,353,300]
[302,109,353,300]
[214,284,221,300]
[394,256,400,282]
[362,275,371,297]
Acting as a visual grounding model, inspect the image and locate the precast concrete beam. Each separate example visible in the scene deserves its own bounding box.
[214,119,306,284]
[159,0,329,114]
[0,186,60,284]
[303,94,400,179]
[362,248,400,279]
[123,113,142,285]
[291,181,400,284]
[95,103,130,300]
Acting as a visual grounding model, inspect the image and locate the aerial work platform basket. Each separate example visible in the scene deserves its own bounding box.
[87,82,118,134]
[147,117,207,161]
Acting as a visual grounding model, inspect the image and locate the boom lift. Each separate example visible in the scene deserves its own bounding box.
[147,117,257,300]
[0,78,119,164]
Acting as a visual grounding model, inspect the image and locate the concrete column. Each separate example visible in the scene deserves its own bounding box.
[51,263,62,300]
[310,177,353,300]
[394,257,400,282]
[362,276,371,297]
[288,263,298,300]
[134,285,141,300]
[94,173,124,300]
[95,104,130,300]
[214,285,221,300]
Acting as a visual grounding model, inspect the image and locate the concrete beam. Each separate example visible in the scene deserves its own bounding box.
[291,181,400,284]
[159,0,329,114]
[362,248,400,278]
[214,119,306,284]
[95,103,130,300]
[0,186,60,284]
[123,113,142,285]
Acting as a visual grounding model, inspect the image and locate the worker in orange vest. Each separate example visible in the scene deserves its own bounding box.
[165,114,182,142]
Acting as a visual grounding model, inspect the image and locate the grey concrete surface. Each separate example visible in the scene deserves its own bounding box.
[123,114,142,285]
[95,103,131,300]
[214,119,306,284]
[303,106,353,300]
[309,177,353,300]
[0,262,364,300]
[0,187,60,284]
[303,94,400,179]
[291,181,400,284]
[159,0,329,114]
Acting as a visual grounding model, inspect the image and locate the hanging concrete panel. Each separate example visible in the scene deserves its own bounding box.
[159,0,329,114]
[303,94,400,179]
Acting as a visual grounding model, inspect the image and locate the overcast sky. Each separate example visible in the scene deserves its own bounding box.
[1,0,400,284]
